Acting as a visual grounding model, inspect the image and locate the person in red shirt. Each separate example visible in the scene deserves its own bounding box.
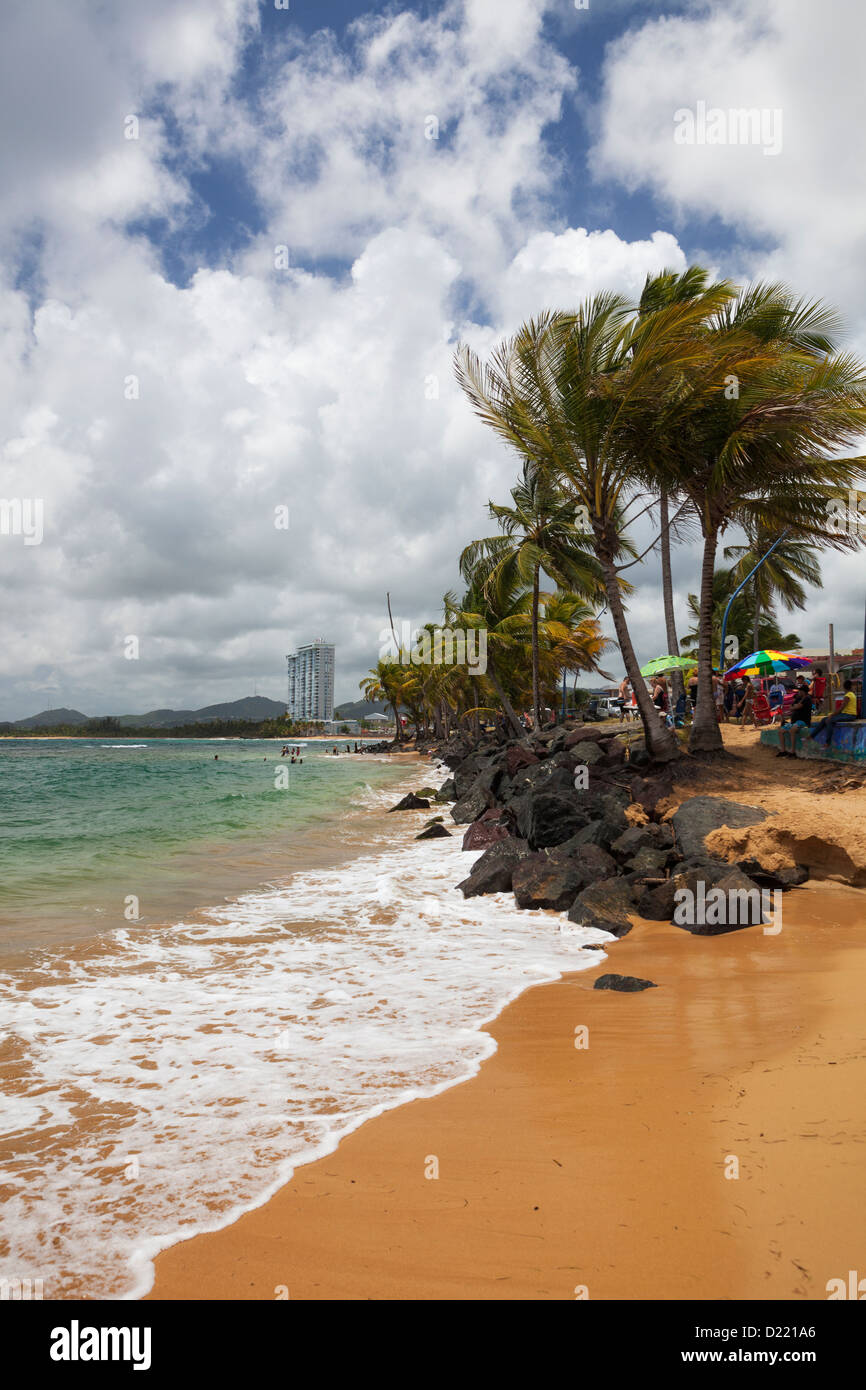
[810,667,827,712]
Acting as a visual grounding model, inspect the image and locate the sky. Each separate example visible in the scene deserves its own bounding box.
[1,0,865,719]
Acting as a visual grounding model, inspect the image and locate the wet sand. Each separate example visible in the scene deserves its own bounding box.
[147,874,866,1301]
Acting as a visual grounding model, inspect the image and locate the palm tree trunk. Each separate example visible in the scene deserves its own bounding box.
[487,656,525,739]
[752,592,760,653]
[688,529,724,753]
[599,553,679,762]
[660,491,684,706]
[391,702,403,743]
[531,564,542,729]
[472,679,481,741]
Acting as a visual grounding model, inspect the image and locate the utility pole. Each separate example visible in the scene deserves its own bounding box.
[828,623,835,715]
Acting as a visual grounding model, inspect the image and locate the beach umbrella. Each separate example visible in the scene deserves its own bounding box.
[639,655,695,678]
[722,649,811,681]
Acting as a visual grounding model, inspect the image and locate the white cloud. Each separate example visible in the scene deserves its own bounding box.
[592,0,866,317]
[2,0,861,720]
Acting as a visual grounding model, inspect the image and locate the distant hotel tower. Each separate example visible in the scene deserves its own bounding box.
[286,640,335,722]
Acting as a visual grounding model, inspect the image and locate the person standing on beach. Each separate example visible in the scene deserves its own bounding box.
[736,676,755,724]
[688,670,699,713]
[811,667,827,713]
[618,676,630,723]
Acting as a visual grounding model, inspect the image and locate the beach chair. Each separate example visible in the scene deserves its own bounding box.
[750,694,776,726]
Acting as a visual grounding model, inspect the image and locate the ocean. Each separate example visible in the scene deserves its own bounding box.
[0,738,607,1299]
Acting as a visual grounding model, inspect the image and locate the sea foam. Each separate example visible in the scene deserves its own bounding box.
[0,789,609,1300]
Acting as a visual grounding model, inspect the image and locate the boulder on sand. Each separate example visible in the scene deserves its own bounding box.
[416,823,451,839]
[462,809,512,852]
[736,857,809,889]
[548,840,618,890]
[433,778,456,803]
[450,787,490,824]
[389,792,431,811]
[512,855,586,911]
[671,866,768,935]
[513,790,593,849]
[567,878,636,937]
[453,754,500,801]
[457,839,532,897]
[671,796,768,862]
[594,973,658,993]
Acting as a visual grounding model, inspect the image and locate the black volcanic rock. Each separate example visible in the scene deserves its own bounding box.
[512,855,586,911]
[389,792,431,811]
[594,974,658,993]
[457,839,532,897]
[736,858,810,889]
[450,787,491,824]
[462,809,512,851]
[513,790,594,849]
[671,796,768,861]
[567,879,636,937]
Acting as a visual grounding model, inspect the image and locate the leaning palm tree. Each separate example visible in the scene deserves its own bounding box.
[455,291,733,760]
[636,267,729,706]
[453,545,540,739]
[638,285,866,751]
[538,589,615,711]
[723,525,821,653]
[460,462,604,729]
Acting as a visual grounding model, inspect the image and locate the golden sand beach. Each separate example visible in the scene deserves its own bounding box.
[147,727,866,1301]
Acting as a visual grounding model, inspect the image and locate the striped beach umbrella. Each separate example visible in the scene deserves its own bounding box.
[722,649,811,681]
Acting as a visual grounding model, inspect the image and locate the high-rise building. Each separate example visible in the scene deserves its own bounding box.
[286,640,335,722]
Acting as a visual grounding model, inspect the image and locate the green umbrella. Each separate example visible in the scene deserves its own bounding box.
[639,655,695,678]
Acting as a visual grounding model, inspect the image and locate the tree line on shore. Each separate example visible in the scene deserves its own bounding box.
[363,268,866,760]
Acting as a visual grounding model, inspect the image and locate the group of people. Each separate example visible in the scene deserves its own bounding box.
[281,745,304,763]
[616,664,859,744]
[777,671,859,754]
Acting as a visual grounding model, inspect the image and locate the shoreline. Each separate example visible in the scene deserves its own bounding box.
[145,728,866,1301]
[147,875,866,1300]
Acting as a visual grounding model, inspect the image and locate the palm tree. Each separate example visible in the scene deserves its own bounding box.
[538,589,615,711]
[636,267,723,707]
[460,462,604,729]
[723,526,821,653]
[641,285,866,752]
[681,566,801,666]
[360,661,413,742]
[454,291,732,760]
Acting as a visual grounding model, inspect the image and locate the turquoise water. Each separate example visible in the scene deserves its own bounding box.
[0,737,605,1300]
[0,738,408,946]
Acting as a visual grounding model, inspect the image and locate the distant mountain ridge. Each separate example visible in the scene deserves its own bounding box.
[12,707,92,729]
[4,697,288,730]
